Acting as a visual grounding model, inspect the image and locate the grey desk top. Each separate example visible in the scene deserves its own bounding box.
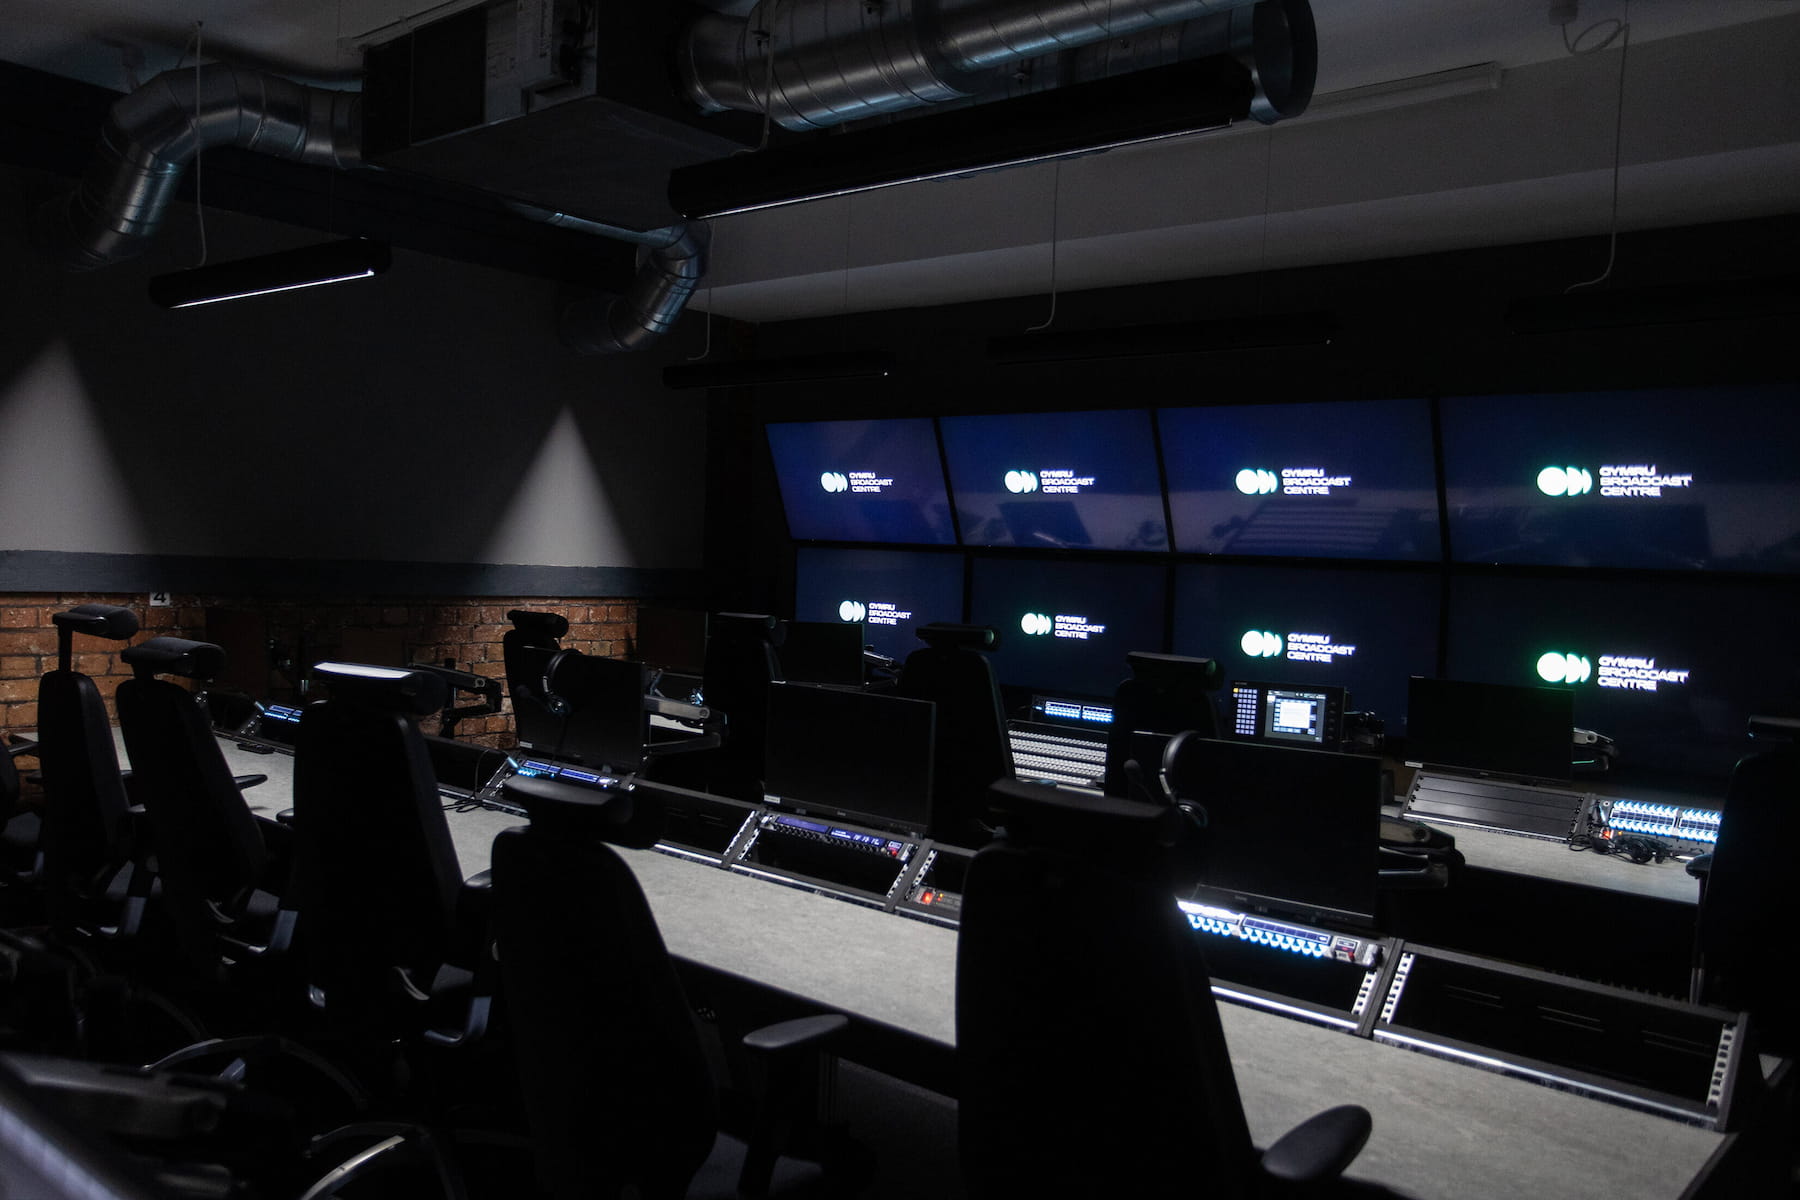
[183,734,1728,1200]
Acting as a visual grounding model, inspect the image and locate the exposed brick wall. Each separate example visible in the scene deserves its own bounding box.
[0,592,638,751]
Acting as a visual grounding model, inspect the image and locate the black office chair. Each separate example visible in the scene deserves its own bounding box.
[896,623,1012,848]
[33,604,149,940]
[490,774,846,1200]
[503,608,570,752]
[289,662,494,1059]
[0,734,40,889]
[1689,743,1800,1053]
[1103,651,1223,799]
[697,613,784,801]
[957,779,1373,1199]
[114,637,290,994]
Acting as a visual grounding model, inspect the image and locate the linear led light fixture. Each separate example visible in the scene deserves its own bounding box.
[662,351,896,390]
[1301,62,1502,123]
[669,56,1254,221]
[148,239,392,309]
[1505,275,1800,333]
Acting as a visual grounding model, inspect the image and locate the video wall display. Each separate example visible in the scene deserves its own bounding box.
[939,409,1168,551]
[1160,398,1440,561]
[969,557,1167,698]
[1172,564,1439,734]
[1446,573,1800,779]
[1441,385,1800,573]
[768,385,1800,781]
[766,417,956,544]
[792,547,967,662]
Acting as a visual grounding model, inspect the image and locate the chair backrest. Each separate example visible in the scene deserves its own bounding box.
[956,779,1256,1199]
[503,609,570,752]
[701,613,783,796]
[491,777,719,1200]
[291,662,461,1024]
[115,638,268,966]
[35,605,139,902]
[0,740,19,827]
[1103,651,1222,798]
[1695,744,1800,1045]
[896,623,1013,847]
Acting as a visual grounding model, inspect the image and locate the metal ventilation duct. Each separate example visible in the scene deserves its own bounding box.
[43,60,702,353]
[42,63,361,271]
[681,0,1314,131]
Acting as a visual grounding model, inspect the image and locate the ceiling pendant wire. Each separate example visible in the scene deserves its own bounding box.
[1024,0,1119,335]
[1565,3,1632,293]
[1255,122,1275,315]
[184,21,208,267]
[1025,160,1062,332]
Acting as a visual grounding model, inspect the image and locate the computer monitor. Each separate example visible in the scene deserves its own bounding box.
[792,546,966,661]
[1440,384,1800,573]
[1160,398,1440,561]
[1168,737,1382,928]
[779,620,867,686]
[939,409,1167,550]
[766,417,956,544]
[763,682,935,836]
[1404,676,1574,784]
[635,607,707,675]
[1171,562,1439,735]
[1446,572,1800,780]
[1225,680,1348,749]
[968,556,1167,700]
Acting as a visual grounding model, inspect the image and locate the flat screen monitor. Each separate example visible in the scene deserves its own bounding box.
[635,607,707,674]
[1404,676,1573,784]
[1440,384,1800,573]
[1225,680,1347,749]
[763,682,935,836]
[1168,737,1381,928]
[1161,398,1440,561]
[793,546,966,661]
[1171,563,1439,735]
[779,621,867,686]
[1445,573,1800,780]
[939,409,1167,550]
[766,417,955,544]
[968,557,1167,699]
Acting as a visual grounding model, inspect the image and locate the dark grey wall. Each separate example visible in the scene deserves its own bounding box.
[0,163,707,595]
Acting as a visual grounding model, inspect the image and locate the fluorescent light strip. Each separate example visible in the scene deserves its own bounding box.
[169,268,377,308]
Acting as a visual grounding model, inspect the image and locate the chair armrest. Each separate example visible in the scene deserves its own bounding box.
[4,738,36,760]
[737,1014,849,1196]
[275,808,296,826]
[741,1013,848,1057]
[1260,1104,1371,1185]
[233,773,269,791]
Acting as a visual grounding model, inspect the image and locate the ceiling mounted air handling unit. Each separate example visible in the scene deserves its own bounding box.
[669,0,1314,217]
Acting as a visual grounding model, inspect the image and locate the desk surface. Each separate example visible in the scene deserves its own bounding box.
[191,734,1729,1200]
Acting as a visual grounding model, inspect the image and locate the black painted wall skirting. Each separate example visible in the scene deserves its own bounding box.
[0,550,703,600]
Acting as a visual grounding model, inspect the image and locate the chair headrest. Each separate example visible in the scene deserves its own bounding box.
[312,661,448,716]
[51,604,139,641]
[507,609,569,639]
[987,778,1184,854]
[1125,651,1223,692]
[915,622,1001,653]
[122,636,226,681]
[502,775,663,849]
